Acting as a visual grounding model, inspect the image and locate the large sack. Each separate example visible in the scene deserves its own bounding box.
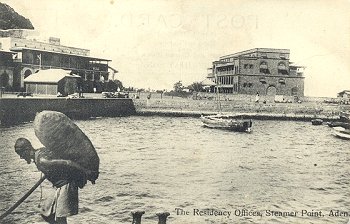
[34,111,99,183]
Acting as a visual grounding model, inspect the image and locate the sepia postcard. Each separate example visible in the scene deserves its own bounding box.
[0,0,350,224]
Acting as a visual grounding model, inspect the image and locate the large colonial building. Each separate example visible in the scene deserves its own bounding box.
[0,30,115,92]
[207,48,305,97]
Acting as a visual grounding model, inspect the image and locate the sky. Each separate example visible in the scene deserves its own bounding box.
[2,0,350,97]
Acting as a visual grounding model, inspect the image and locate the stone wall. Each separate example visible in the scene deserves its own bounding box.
[0,98,136,125]
[132,94,350,119]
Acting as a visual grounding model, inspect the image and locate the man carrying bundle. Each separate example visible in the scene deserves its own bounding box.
[14,137,89,224]
[13,111,99,224]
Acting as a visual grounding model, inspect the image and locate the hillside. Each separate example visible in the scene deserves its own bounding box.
[0,3,34,30]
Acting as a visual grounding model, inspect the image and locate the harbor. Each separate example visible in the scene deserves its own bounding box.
[1,116,350,224]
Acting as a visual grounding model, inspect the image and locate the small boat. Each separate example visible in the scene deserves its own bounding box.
[311,119,323,125]
[327,121,350,129]
[332,126,350,140]
[340,111,350,122]
[201,114,252,132]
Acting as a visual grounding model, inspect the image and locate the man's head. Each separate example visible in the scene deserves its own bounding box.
[15,138,34,164]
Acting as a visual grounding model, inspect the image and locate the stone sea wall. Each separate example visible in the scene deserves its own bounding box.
[0,98,136,125]
[133,95,349,121]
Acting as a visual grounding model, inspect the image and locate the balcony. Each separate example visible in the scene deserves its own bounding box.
[216,61,235,67]
[217,71,236,75]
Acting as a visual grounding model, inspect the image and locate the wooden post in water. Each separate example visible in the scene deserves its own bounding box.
[131,211,145,224]
[157,212,170,224]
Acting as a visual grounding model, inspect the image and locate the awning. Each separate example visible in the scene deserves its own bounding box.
[259,77,266,83]
[278,69,289,75]
[201,78,216,86]
[278,65,286,70]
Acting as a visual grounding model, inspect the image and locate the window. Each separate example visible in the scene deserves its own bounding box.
[243,83,253,88]
[291,87,298,96]
[278,69,289,75]
[259,62,269,74]
[244,64,248,69]
[249,64,253,69]
[278,62,288,75]
[259,77,267,84]
[279,78,286,85]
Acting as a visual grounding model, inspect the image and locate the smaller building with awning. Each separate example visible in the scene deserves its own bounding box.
[201,78,216,92]
[201,78,216,87]
[24,69,81,95]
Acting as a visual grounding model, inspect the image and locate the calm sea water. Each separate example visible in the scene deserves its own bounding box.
[0,116,350,224]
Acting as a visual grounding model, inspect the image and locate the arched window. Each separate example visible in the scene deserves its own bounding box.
[23,69,32,79]
[266,85,277,96]
[278,62,286,69]
[291,87,298,96]
[278,78,286,85]
[278,62,288,75]
[260,61,269,74]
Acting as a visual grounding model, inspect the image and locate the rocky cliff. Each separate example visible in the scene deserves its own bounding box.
[0,3,34,30]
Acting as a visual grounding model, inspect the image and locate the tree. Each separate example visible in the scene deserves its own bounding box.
[188,82,204,92]
[173,81,184,92]
[104,79,123,92]
[113,79,123,91]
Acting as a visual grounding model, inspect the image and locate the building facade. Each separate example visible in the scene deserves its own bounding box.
[0,45,15,90]
[208,48,305,97]
[0,31,112,92]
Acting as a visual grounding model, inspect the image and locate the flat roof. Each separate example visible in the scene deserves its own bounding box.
[0,49,16,54]
[10,46,111,62]
[220,48,290,59]
[9,37,90,52]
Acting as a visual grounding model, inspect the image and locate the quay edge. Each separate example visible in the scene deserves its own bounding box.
[135,109,340,122]
[0,98,136,126]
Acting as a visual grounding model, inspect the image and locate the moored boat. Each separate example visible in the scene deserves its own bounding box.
[340,111,350,123]
[201,114,252,132]
[311,119,323,125]
[327,121,350,129]
[332,126,350,140]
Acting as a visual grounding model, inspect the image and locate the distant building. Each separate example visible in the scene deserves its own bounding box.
[0,30,112,92]
[337,90,350,99]
[207,48,305,97]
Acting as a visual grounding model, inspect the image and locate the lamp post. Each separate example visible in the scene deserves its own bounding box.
[37,53,42,69]
[0,87,3,98]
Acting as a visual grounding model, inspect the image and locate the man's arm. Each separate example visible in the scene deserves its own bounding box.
[39,158,92,175]
[38,158,91,188]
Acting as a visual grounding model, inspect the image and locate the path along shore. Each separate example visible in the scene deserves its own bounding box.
[133,96,349,122]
